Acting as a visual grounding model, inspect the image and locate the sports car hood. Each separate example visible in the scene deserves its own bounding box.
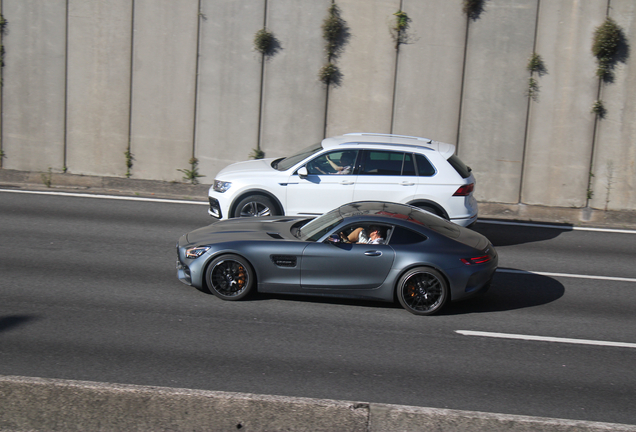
[216,158,278,177]
[185,216,307,245]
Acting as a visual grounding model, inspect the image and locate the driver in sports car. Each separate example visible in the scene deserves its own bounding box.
[340,225,385,245]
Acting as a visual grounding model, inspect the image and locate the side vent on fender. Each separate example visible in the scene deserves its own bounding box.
[271,255,297,267]
[267,232,284,239]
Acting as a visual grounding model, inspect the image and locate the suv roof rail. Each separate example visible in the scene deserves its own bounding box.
[340,141,435,151]
[343,133,432,143]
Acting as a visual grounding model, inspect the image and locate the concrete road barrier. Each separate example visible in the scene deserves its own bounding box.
[1,375,636,432]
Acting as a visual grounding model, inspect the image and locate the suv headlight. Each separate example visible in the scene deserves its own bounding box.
[213,179,232,193]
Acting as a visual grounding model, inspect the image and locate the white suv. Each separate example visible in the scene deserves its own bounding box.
[208,133,478,226]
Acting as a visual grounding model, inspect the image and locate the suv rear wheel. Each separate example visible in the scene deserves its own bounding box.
[234,195,278,218]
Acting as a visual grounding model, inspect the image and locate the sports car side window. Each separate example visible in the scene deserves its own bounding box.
[388,226,427,245]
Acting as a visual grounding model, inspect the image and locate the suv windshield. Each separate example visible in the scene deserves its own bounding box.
[274,143,323,171]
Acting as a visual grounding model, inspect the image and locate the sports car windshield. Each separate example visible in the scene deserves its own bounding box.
[273,143,323,171]
[296,209,343,242]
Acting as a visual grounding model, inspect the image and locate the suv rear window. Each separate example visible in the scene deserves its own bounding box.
[359,151,419,176]
[447,155,472,179]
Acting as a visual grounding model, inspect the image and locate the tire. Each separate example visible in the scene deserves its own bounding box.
[397,267,448,315]
[233,195,278,218]
[205,254,255,301]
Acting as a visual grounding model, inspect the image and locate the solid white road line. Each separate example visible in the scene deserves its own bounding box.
[3,189,635,234]
[479,219,636,234]
[497,268,636,283]
[0,188,208,205]
[456,330,636,349]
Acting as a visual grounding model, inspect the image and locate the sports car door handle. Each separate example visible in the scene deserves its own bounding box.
[364,250,382,256]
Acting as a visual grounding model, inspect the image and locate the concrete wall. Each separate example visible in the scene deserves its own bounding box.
[326,0,399,137]
[522,1,606,207]
[3,375,636,432]
[1,0,635,211]
[458,0,538,204]
[392,0,466,144]
[2,1,66,172]
[129,0,199,182]
[590,0,636,212]
[66,0,132,177]
[195,0,264,178]
[259,0,330,159]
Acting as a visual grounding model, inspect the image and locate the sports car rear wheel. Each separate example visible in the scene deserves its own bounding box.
[397,267,448,315]
[206,254,254,300]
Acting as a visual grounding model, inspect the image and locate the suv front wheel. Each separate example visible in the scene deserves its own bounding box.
[234,195,279,218]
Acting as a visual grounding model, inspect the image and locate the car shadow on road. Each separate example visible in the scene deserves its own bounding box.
[472,220,573,246]
[442,270,564,315]
[0,315,38,333]
[244,269,565,315]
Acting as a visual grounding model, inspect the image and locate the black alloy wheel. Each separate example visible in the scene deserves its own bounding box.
[206,254,255,300]
[397,267,448,315]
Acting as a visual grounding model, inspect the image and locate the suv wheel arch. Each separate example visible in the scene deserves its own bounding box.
[230,190,284,218]
[408,200,449,220]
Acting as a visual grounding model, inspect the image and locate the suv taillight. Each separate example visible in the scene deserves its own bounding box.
[453,183,474,196]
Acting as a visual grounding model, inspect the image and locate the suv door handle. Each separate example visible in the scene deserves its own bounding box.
[340,181,355,185]
[364,250,382,256]
[400,181,415,186]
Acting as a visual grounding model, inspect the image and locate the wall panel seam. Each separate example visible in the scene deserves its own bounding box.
[192,0,202,158]
[519,0,542,205]
[127,0,136,168]
[63,0,69,172]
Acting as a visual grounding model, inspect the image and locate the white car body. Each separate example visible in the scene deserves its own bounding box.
[208,133,478,226]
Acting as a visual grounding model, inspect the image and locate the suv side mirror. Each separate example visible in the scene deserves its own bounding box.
[297,166,308,178]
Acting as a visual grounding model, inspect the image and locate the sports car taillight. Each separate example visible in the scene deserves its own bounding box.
[453,183,474,196]
[461,255,491,265]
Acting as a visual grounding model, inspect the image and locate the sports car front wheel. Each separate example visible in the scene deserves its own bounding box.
[206,254,255,300]
[397,267,448,315]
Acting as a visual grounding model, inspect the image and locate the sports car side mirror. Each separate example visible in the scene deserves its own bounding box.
[297,166,308,178]
[327,234,341,244]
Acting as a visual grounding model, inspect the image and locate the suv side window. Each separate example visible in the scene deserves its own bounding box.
[360,151,415,176]
[306,150,358,175]
[415,154,436,177]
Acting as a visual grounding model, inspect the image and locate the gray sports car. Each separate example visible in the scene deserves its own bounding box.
[176,201,497,315]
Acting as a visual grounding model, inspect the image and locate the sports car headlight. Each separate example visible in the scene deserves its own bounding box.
[185,246,211,259]
[213,179,232,193]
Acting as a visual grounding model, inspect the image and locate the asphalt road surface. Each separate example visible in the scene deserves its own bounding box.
[1,190,635,425]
